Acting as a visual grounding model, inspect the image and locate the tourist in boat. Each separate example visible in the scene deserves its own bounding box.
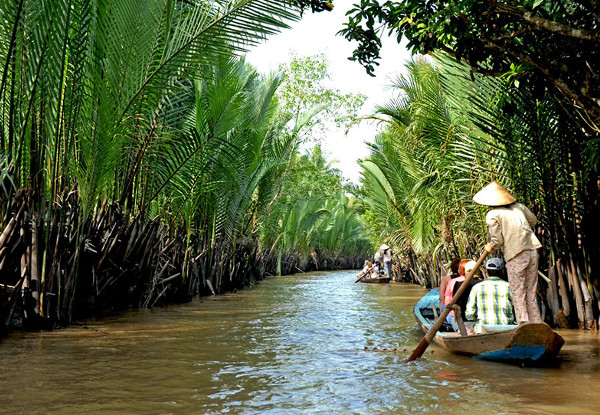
[464,260,480,278]
[473,181,542,324]
[370,260,382,278]
[444,259,470,330]
[465,257,515,333]
[380,244,393,279]
[356,260,372,280]
[451,260,484,323]
[439,258,460,312]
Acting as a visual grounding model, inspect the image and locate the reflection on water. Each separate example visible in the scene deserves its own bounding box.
[0,270,599,414]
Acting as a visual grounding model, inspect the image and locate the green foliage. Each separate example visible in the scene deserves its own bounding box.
[359,58,485,259]
[159,57,284,249]
[291,0,334,13]
[339,0,600,133]
[0,0,302,214]
[250,53,371,263]
[259,144,369,258]
[0,0,373,325]
[277,53,366,143]
[361,51,600,309]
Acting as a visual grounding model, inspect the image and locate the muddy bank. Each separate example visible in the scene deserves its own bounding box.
[0,189,365,337]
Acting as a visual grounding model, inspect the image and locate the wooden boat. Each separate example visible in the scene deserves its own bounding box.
[356,275,390,283]
[414,289,564,364]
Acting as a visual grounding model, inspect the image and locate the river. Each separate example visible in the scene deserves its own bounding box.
[0,270,599,414]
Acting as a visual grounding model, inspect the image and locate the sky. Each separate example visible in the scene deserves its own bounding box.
[246,1,412,184]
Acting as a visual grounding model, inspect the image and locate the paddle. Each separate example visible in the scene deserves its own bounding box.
[406,248,490,362]
[355,273,367,283]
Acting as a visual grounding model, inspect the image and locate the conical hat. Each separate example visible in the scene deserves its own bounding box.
[380,244,389,250]
[473,181,516,206]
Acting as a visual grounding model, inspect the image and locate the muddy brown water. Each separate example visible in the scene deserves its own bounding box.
[0,270,598,414]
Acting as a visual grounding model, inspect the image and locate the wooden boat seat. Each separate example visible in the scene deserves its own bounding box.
[421,303,454,332]
[481,324,518,332]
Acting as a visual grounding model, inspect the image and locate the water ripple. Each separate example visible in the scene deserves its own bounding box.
[0,270,597,414]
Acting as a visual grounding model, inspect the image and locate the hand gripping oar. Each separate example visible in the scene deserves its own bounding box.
[406,249,490,362]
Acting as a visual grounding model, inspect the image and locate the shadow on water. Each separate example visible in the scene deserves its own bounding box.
[0,270,598,414]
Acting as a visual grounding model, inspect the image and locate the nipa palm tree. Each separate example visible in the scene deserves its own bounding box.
[0,0,305,325]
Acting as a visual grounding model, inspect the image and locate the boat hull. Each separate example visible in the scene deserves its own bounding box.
[414,289,564,364]
[358,276,390,284]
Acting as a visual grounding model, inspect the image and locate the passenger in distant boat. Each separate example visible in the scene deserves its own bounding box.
[444,259,470,331]
[356,260,372,280]
[380,244,394,279]
[370,260,382,278]
[465,257,515,333]
[473,181,542,324]
[439,258,461,313]
[452,260,483,323]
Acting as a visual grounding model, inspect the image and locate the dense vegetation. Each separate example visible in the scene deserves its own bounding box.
[290,0,600,329]
[340,0,599,133]
[2,0,598,337]
[0,0,370,336]
[358,53,599,329]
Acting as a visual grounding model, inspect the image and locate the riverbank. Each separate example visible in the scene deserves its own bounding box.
[0,190,365,338]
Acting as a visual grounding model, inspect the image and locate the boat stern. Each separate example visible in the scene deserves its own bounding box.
[476,323,564,364]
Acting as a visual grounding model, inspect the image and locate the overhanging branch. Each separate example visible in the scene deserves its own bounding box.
[485,0,600,43]
[479,38,600,126]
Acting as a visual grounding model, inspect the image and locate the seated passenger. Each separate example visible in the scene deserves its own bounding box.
[356,260,372,280]
[439,258,461,312]
[465,257,515,333]
[452,260,484,322]
[444,259,469,331]
[370,261,382,278]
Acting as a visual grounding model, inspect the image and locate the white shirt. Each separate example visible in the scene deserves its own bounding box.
[486,202,541,261]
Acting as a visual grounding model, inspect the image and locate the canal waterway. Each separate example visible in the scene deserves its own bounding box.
[1,270,599,414]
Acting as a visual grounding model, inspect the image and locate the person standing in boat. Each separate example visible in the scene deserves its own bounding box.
[473,181,542,324]
[380,244,393,279]
[465,257,515,333]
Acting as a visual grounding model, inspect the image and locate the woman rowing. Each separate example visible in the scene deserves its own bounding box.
[473,181,542,324]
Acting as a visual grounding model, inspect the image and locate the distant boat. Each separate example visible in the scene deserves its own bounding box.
[414,289,564,364]
[356,275,390,284]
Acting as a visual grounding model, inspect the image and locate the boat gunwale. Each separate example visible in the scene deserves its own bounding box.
[357,276,391,284]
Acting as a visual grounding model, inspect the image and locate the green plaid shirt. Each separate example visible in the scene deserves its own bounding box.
[465,277,514,328]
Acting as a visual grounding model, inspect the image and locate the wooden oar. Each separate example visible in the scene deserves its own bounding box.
[355,273,367,283]
[406,249,490,362]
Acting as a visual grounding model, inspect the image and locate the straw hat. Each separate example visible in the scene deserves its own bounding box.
[380,244,389,250]
[473,181,516,206]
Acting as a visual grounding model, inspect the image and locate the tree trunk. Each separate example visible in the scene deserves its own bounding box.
[556,259,571,321]
[568,257,586,328]
[30,216,40,316]
[575,259,596,329]
[546,265,560,325]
